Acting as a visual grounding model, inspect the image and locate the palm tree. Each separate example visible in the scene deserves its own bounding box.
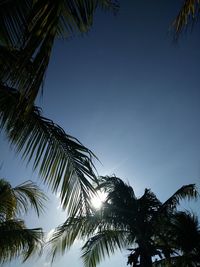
[48,176,198,267]
[0,178,46,263]
[0,0,118,216]
[0,0,198,218]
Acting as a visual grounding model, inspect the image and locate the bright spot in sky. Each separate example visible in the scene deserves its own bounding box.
[91,191,107,209]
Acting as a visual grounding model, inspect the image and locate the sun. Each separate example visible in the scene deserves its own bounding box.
[91,191,107,209]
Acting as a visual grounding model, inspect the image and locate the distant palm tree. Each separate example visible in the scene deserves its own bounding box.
[49,176,198,267]
[0,0,118,216]
[0,178,46,263]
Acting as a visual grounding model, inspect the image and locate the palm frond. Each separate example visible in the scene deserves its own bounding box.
[173,0,200,38]
[0,179,17,219]
[171,211,200,253]
[0,45,38,99]
[161,184,198,211]
[49,198,131,262]
[0,0,119,104]
[97,176,136,201]
[0,0,31,47]
[49,213,102,260]
[0,178,46,219]
[82,230,130,267]
[0,86,97,215]
[0,219,43,263]
[13,180,47,216]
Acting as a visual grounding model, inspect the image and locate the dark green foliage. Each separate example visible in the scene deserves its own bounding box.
[0,178,45,263]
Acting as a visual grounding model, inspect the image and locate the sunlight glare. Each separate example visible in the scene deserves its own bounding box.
[91,191,107,209]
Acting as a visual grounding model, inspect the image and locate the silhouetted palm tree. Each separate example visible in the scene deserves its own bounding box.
[49,176,198,267]
[0,0,197,218]
[0,178,46,263]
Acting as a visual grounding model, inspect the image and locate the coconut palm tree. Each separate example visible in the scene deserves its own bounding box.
[0,0,198,218]
[49,175,198,267]
[0,178,46,263]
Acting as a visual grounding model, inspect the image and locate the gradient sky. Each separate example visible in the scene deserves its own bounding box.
[1,1,200,267]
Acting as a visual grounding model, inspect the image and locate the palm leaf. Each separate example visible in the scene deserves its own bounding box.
[82,230,130,267]
[49,199,130,262]
[171,211,200,253]
[0,219,43,263]
[97,176,136,201]
[0,0,119,104]
[0,86,97,215]
[13,180,47,216]
[173,0,200,38]
[161,184,198,212]
[0,0,31,47]
[0,179,46,219]
[0,179,17,220]
[49,214,101,260]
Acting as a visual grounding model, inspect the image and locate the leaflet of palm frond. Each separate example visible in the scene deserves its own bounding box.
[0,0,119,104]
[173,0,200,37]
[0,219,43,263]
[81,230,130,267]
[0,86,97,214]
[161,184,198,212]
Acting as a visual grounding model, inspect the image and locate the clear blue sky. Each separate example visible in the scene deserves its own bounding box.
[1,1,200,267]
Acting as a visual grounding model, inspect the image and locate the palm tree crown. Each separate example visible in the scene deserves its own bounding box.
[0,178,46,263]
[49,176,199,267]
